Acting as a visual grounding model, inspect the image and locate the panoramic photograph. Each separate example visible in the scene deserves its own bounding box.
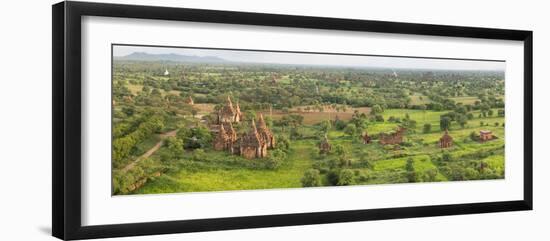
[111,45,506,195]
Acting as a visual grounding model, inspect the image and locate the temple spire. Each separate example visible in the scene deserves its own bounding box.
[251,119,257,133]
[258,113,267,128]
[226,95,233,108]
[217,124,228,140]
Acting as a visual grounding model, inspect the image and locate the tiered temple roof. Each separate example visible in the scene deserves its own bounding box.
[239,120,267,159]
[439,129,453,148]
[217,96,242,124]
[256,114,275,148]
[362,130,372,144]
[213,122,237,152]
[319,134,332,154]
[185,96,194,105]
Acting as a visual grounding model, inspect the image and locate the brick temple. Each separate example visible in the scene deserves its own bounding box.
[379,127,406,145]
[217,96,242,124]
[439,129,453,148]
[212,97,275,159]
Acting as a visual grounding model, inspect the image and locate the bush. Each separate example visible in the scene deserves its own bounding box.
[356,170,371,182]
[326,170,340,185]
[264,149,287,170]
[177,125,213,149]
[290,127,304,140]
[405,158,417,182]
[470,131,479,141]
[337,169,355,186]
[441,152,453,162]
[400,141,414,147]
[344,124,357,137]
[465,167,479,180]
[334,119,347,130]
[422,123,432,133]
[275,135,291,153]
[165,136,183,155]
[301,169,322,187]
[357,157,375,169]
[192,149,206,162]
[265,157,281,170]
[423,169,438,182]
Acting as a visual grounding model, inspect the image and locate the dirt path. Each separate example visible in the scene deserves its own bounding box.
[121,130,178,173]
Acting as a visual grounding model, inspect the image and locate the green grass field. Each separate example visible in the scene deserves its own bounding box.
[131,108,505,194]
[450,96,480,105]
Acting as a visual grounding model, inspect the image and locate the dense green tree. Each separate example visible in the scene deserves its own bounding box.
[165,136,183,156]
[440,116,452,131]
[457,115,468,128]
[301,169,322,187]
[405,158,417,182]
[371,104,383,115]
[177,125,213,149]
[319,120,332,134]
[441,152,453,162]
[423,123,432,133]
[423,169,438,182]
[334,144,347,158]
[470,131,478,141]
[344,124,357,137]
[337,169,355,186]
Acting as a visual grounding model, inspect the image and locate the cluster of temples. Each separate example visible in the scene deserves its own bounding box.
[212,97,275,159]
[319,126,457,153]
[207,97,492,159]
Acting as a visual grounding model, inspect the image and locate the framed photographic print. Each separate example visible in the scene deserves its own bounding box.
[52,1,533,240]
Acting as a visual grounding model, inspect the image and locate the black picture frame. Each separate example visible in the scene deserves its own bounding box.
[52,1,533,240]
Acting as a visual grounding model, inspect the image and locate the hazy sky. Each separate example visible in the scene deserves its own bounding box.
[113,45,505,71]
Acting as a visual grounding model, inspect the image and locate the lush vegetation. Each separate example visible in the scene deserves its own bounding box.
[112,59,505,195]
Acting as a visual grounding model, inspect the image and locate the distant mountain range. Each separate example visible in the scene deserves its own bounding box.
[115,52,228,63]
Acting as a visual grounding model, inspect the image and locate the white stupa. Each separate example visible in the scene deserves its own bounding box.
[164,68,169,76]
